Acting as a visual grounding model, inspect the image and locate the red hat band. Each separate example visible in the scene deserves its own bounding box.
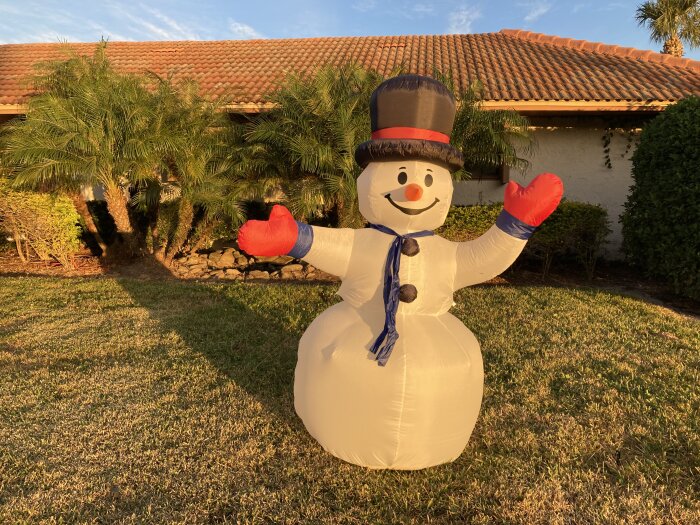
[371,126,450,144]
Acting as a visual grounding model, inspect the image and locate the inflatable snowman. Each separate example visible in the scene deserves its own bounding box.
[238,75,563,470]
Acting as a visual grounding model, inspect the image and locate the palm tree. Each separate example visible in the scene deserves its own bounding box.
[244,66,531,228]
[2,43,164,256]
[135,76,253,265]
[636,0,700,57]
[245,64,385,227]
[449,81,533,180]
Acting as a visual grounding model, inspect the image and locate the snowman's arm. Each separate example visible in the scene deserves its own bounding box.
[454,173,564,289]
[291,224,356,279]
[238,205,355,278]
[453,211,530,290]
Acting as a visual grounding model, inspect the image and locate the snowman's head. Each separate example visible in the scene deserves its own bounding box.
[357,159,453,233]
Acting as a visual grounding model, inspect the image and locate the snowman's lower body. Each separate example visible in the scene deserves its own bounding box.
[294,301,484,470]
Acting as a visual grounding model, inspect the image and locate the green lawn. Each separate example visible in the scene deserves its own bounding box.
[0,276,698,524]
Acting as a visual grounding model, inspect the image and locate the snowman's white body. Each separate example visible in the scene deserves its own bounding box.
[293,161,527,470]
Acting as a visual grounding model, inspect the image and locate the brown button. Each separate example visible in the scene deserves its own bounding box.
[399,284,417,303]
[401,238,420,257]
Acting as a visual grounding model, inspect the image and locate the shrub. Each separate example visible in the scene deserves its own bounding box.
[0,180,81,267]
[527,201,610,279]
[437,203,502,241]
[622,97,700,300]
[438,201,610,279]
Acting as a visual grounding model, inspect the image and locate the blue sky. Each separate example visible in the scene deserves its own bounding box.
[1,0,698,60]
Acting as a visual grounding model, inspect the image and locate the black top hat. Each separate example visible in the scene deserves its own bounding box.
[354,74,464,172]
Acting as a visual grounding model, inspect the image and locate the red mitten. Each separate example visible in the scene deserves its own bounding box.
[504,173,564,227]
[238,205,299,256]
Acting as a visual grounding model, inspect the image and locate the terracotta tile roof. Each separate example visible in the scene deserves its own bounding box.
[1,30,699,113]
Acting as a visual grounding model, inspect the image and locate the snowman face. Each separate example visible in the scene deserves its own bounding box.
[357,159,453,233]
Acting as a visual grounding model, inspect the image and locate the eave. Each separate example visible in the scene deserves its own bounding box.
[1,99,672,117]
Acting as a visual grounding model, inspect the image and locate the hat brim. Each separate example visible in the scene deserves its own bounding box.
[355,139,464,173]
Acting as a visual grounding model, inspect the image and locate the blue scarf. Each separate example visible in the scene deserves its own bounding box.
[368,224,434,366]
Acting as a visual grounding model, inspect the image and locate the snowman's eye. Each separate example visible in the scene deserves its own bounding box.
[397,172,407,185]
[425,174,433,187]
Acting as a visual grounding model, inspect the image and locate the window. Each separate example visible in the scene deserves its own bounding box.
[465,164,510,184]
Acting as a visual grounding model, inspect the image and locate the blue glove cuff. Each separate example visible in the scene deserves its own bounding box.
[288,222,313,258]
[496,209,537,240]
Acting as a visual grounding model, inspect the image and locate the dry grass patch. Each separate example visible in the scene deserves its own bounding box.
[0,276,698,524]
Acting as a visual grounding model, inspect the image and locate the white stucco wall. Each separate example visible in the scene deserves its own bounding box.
[452,126,638,258]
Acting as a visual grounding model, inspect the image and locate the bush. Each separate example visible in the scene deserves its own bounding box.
[622,97,700,300]
[438,201,610,279]
[0,180,81,267]
[437,203,502,241]
[527,201,610,279]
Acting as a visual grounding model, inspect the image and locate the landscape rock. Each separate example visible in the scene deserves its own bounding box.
[211,238,239,251]
[247,270,270,280]
[254,255,294,265]
[281,264,304,275]
[184,257,204,267]
[214,249,237,268]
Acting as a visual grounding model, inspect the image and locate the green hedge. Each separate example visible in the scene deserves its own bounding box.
[0,179,81,267]
[437,203,502,242]
[437,201,610,279]
[528,201,611,279]
[622,97,700,300]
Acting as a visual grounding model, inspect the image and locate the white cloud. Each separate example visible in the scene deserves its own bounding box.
[106,1,200,40]
[447,5,482,34]
[86,22,134,42]
[352,0,377,12]
[520,1,552,22]
[228,19,264,40]
[2,30,82,44]
[139,5,199,39]
[412,3,434,15]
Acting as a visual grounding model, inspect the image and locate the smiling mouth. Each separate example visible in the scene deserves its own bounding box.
[384,194,440,215]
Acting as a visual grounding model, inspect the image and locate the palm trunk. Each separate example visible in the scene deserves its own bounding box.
[663,34,684,57]
[190,219,215,253]
[146,200,165,260]
[164,197,194,266]
[68,191,108,257]
[104,183,138,256]
[12,226,26,263]
[153,220,166,262]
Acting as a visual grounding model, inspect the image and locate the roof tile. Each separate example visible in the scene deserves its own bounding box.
[0,31,699,109]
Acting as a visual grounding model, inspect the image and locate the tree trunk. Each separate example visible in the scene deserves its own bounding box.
[663,34,684,57]
[190,219,216,254]
[164,197,194,266]
[67,191,109,257]
[12,226,26,263]
[153,221,166,262]
[145,199,165,260]
[104,183,138,257]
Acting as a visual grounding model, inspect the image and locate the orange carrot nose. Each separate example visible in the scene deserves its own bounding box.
[404,183,423,201]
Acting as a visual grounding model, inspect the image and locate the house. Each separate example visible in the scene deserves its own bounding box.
[1,29,699,256]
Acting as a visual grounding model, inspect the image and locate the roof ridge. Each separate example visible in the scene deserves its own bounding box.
[499,29,700,73]
[0,34,451,48]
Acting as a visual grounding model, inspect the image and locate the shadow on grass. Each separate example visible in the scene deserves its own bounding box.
[113,260,336,428]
